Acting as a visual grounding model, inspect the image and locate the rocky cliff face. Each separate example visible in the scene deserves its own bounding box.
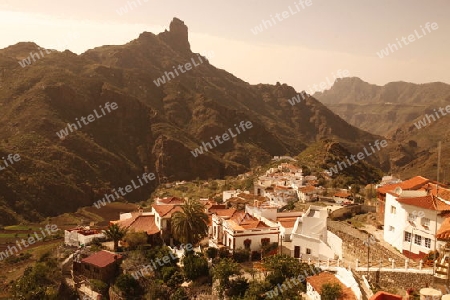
[0,18,382,224]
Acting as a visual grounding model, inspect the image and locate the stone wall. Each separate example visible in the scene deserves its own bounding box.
[330,205,376,220]
[355,271,443,296]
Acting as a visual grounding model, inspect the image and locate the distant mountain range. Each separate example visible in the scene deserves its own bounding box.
[314,77,450,136]
[315,77,450,181]
[0,18,386,224]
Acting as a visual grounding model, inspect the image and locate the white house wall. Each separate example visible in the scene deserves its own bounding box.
[327,230,343,259]
[383,193,407,251]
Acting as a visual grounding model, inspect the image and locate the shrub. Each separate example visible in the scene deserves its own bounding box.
[233,248,250,263]
[182,253,209,281]
[206,247,218,259]
[218,247,230,258]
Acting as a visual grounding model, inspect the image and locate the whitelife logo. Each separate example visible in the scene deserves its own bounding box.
[0,225,59,261]
[251,0,313,35]
[265,265,322,298]
[131,243,194,279]
[56,102,118,140]
[116,0,150,16]
[93,172,156,209]
[376,22,439,58]
[191,121,253,157]
[18,31,80,68]
[413,104,450,129]
[0,153,20,171]
[153,53,213,87]
[328,139,388,176]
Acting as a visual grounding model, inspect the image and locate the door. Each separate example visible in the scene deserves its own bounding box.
[294,246,301,258]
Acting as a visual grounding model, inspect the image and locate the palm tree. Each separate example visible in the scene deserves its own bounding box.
[171,199,208,245]
[103,223,128,251]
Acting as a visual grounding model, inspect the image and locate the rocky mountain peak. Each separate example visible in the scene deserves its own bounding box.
[158,17,191,53]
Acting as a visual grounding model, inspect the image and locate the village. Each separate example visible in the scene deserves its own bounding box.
[42,157,450,299]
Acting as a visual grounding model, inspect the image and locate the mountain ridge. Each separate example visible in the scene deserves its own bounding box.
[0,18,386,224]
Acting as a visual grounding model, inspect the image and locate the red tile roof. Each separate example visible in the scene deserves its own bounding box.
[277,217,298,229]
[306,272,357,300]
[152,204,183,217]
[437,217,450,240]
[334,191,351,198]
[300,186,316,193]
[378,176,430,194]
[396,195,450,211]
[113,214,160,235]
[210,208,237,217]
[370,291,402,300]
[229,212,271,230]
[82,250,122,268]
[158,197,184,205]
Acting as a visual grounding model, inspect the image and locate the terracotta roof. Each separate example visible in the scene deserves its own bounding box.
[207,204,227,212]
[370,291,402,300]
[334,191,351,198]
[306,272,357,300]
[210,208,237,217]
[396,195,450,211]
[152,204,183,217]
[277,217,298,229]
[300,186,316,193]
[117,215,160,235]
[274,186,292,190]
[228,213,272,231]
[427,184,450,201]
[437,217,450,240]
[81,250,122,268]
[158,197,184,205]
[377,176,430,194]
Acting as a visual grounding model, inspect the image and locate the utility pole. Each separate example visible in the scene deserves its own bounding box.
[364,233,372,277]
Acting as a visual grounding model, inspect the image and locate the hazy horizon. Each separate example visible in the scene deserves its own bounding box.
[1,0,449,92]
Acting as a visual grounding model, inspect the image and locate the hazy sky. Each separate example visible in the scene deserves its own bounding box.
[1,0,449,92]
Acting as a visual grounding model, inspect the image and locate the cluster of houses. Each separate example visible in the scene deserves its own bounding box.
[254,163,322,206]
[62,170,450,299]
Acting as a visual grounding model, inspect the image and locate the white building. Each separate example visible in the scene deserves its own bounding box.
[222,190,250,202]
[383,187,450,258]
[64,227,105,247]
[290,206,342,260]
[245,204,303,242]
[210,208,279,252]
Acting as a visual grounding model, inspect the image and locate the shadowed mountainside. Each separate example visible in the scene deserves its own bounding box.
[0,18,385,224]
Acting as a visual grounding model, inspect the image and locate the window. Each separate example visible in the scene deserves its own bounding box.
[414,234,422,245]
[425,238,431,248]
[389,226,395,232]
[306,248,311,254]
[390,206,396,214]
[408,213,416,222]
[422,218,430,227]
[261,238,270,246]
[404,232,412,242]
[244,239,252,250]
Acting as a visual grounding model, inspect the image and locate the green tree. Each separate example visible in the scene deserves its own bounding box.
[12,262,62,299]
[171,199,208,245]
[114,274,144,299]
[321,283,343,300]
[225,276,249,298]
[212,258,241,299]
[123,230,148,250]
[182,252,209,281]
[103,223,128,251]
[90,279,109,297]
